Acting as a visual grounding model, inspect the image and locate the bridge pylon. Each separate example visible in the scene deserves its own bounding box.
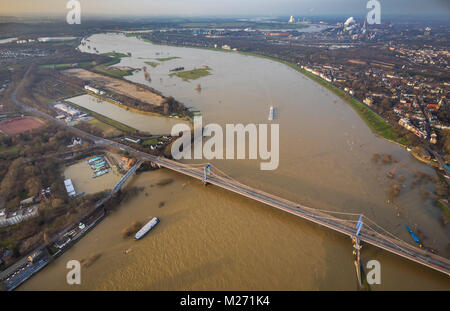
[352,215,364,290]
[203,164,211,185]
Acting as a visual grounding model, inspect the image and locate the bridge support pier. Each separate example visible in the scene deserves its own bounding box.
[352,216,365,290]
[149,162,161,169]
[352,237,363,290]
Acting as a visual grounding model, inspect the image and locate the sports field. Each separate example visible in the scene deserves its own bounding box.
[0,117,44,135]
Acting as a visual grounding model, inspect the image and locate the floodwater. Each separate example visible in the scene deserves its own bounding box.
[63,156,122,195]
[66,94,189,135]
[21,33,450,290]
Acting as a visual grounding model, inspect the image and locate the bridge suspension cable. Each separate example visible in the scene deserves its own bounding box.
[202,163,436,252]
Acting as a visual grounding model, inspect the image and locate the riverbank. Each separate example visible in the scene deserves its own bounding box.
[409,149,440,168]
[87,91,191,122]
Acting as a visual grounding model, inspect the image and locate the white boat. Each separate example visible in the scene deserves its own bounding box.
[135,217,160,240]
[268,106,274,121]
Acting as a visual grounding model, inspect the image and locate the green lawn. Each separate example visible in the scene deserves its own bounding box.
[144,61,160,68]
[142,138,159,146]
[100,58,121,67]
[435,200,450,218]
[102,52,129,58]
[155,56,180,62]
[169,66,212,81]
[39,63,75,69]
[93,52,133,77]
[125,33,141,38]
[78,61,97,68]
[39,59,107,70]
[0,145,19,157]
[85,119,123,137]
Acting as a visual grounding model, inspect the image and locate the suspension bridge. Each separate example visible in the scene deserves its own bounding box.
[11,70,450,285]
[132,152,450,277]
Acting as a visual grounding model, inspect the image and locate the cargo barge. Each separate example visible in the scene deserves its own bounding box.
[135,217,160,240]
[87,156,102,164]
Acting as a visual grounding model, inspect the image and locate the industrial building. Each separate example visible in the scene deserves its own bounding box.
[124,137,143,144]
[54,103,81,117]
[84,85,105,95]
[64,179,76,197]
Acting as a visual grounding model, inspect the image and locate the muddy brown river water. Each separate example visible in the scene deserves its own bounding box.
[21,33,449,290]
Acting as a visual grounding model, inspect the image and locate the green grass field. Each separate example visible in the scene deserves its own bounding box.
[39,59,109,70]
[78,61,97,68]
[85,119,123,137]
[39,63,75,69]
[435,200,450,218]
[169,66,212,81]
[155,56,180,62]
[144,61,160,68]
[101,52,129,58]
[142,138,159,146]
[91,52,133,78]
[0,145,19,157]
[125,33,141,38]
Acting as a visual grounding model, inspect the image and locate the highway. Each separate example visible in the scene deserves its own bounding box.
[11,76,450,277]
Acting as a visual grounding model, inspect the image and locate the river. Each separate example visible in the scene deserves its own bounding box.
[21,33,449,290]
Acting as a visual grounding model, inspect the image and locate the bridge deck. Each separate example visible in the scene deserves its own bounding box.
[136,153,450,277]
[95,160,143,208]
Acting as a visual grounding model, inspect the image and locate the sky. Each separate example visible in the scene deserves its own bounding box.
[1,0,449,17]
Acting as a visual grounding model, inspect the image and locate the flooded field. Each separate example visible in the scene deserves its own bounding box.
[22,33,450,290]
[63,156,122,195]
[63,68,165,106]
[66,94,190,134]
